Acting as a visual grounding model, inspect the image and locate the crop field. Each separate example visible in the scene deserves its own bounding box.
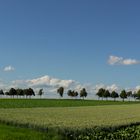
[1,99,140,139]
[0,123,52,140]
[0,99,139,108]
[0,104,140,129]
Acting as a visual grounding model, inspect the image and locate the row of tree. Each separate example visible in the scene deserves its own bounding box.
[0,88,44,98]
[0,87,87,99]
[1,86,140,101]
[57,87,88,99]
[96,88,140,101]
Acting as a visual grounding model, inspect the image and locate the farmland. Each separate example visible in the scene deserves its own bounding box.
[1,104,140,128]
[0,123,53,140]
[0,98,139,108]
[1,99,140,139]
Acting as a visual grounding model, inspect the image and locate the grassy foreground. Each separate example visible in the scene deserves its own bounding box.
[0,123,64,140]
[1,99,140,139]
[0,98,139,108]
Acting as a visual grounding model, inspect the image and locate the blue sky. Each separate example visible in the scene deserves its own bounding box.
[0,0,140,92]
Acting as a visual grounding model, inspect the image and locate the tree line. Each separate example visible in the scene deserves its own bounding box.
[0,88,43,98]
[1,86,140,101]
[57,87,88,99]
[0,87,87,99]
[96,88,140,101]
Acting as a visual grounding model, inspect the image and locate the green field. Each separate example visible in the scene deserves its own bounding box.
[0,123,53,140]
[0,104,140,129]
[0,98,139,108]
[0,99,140,139]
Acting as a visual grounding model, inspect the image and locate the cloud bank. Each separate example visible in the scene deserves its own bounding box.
[108,55,140,65]
[0,75,140,98]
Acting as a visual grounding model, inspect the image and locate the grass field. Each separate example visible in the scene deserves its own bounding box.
[0,123,52,140]
[0,104,140,129]
[0,98,139,108]
[0,99,140,139]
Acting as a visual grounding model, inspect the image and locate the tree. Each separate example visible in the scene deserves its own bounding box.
[5,92,9,97]
[16,89,24,98]
[136,89,140,100]
[67,90,72,98]
[38,89,44,98]
[111,91,119,101]
[28,88,35,98]
[57,87,64,97]
[23,88,35,98]
[127,91,132,101]
[74,91,78,98]
[9,88,17,98]
[96,88,105,100]
[132,91,137,101]
[67,90,78,99]
[23,89,28,98]
[80,88,87,99]
[103,90,110,100]
[0,90,4,97]
[120,90,127,102]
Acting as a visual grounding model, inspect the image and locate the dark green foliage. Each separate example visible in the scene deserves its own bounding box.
[67,90,78,98]
[96,88,105,100]
[103,90,110,100]
[80,88,88,99]
[62,123,140,140]
[23,88,35,98]
[111,91,119,101]
[16,89,24,97]
[38,89,44,98]
[9,88,17,97]
[136,90,140,100]
[120,90,127,102]
[57,87,64,97]
[132,92,138,101]
[0,90,4,95]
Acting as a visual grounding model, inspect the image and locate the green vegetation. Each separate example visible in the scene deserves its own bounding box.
[57,87,64,97]
[0,123,64,140]
[0,104,140,128]
[0,104,140,139]
[0,99,139,108]
[0,99,140,139]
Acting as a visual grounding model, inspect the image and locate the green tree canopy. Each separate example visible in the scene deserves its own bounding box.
[103,90,110,100]
[120,90,127,102]
[111,91,119,101]
[0,90,4,95]
[96,88,105,100]
[9,88,17,98]
[57,87,64,97]
[38,89,44,98]
[80,88,87,99]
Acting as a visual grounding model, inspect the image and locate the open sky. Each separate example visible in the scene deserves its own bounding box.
[0,0,140,95]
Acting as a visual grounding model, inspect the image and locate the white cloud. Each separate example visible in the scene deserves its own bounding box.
[10,75,81,95]
[94,84,120,93]
[4,65,15,72]
[2,74,140,98]
[108,55,140,65]
[26,75,75,89]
